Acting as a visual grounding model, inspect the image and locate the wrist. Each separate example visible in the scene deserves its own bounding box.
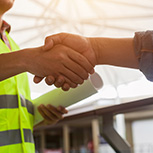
[87,37,101,65]
[19,48,32,72]
[9,49,28,73]
[21,47,41,74]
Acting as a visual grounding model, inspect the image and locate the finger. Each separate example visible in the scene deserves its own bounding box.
[47,105,63,119]
[64,58,89,81]
[45,33,63,47]
[38,105,52,122]
[54,75,77,89]
[45,75,55,85]
[58,46,91,80]
[62,83,71,91]
[43,37,54,51]
[53,75,65,88]
[46,33,95,74]
[50,46,85,85]
[57,106,68,114]
[45,75,77,89]
[38,105,58,121]
[67,50,94,75]
[60,66,84,85]
[33,76,44,83]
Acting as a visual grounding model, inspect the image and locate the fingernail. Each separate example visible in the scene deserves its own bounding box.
[48,77,53,83]
[63,87,69,91]
[34,77,40,83]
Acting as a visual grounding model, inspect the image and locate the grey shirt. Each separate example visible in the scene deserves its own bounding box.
[134,31,153,81]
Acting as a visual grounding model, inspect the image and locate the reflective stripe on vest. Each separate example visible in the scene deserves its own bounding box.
[0,95,34,115]
[0,129,34,146]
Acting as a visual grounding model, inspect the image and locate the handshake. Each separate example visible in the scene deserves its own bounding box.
[27,33,98,91]
[24,32,137,90]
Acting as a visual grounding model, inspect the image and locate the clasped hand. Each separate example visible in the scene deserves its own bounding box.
[33,33,97,91]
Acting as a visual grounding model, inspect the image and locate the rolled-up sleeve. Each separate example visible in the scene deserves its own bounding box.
[134,31,153,81]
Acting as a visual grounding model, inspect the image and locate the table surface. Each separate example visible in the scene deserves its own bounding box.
[63,96,153,121]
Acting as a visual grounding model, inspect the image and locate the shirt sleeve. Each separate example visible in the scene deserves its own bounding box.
[134,31,153,81]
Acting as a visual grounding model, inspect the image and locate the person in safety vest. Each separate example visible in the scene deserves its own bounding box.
[0,1,95,153]
[0,1,95,90]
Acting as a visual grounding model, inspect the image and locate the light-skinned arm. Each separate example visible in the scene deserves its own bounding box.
[88,37,139,68]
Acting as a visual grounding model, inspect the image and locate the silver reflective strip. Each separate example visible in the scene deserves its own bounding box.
[0,95,34,115]
[23,129,34,143]
[0,95,18,108]
[0,129,21,146]
[20,95,34,115]
[0,129,34,146]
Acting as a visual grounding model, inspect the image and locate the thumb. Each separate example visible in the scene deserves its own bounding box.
[43,38,54,51]
[43,33,63,51]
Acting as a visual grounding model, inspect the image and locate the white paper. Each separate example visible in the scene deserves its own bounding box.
[33,73,103,125]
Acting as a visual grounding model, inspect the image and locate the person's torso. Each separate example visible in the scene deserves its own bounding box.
[0,32,35,153]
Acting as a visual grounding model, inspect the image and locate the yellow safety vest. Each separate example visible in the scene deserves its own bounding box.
[0,32,35,153]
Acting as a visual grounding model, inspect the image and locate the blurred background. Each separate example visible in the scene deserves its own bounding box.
[4,0,153,152]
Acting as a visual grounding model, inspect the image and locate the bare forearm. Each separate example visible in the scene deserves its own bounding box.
[0,49,28,81]
[88,37,139,69]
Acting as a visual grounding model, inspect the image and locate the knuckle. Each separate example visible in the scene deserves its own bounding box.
[58,52,65,59]
[54,52,64,61]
